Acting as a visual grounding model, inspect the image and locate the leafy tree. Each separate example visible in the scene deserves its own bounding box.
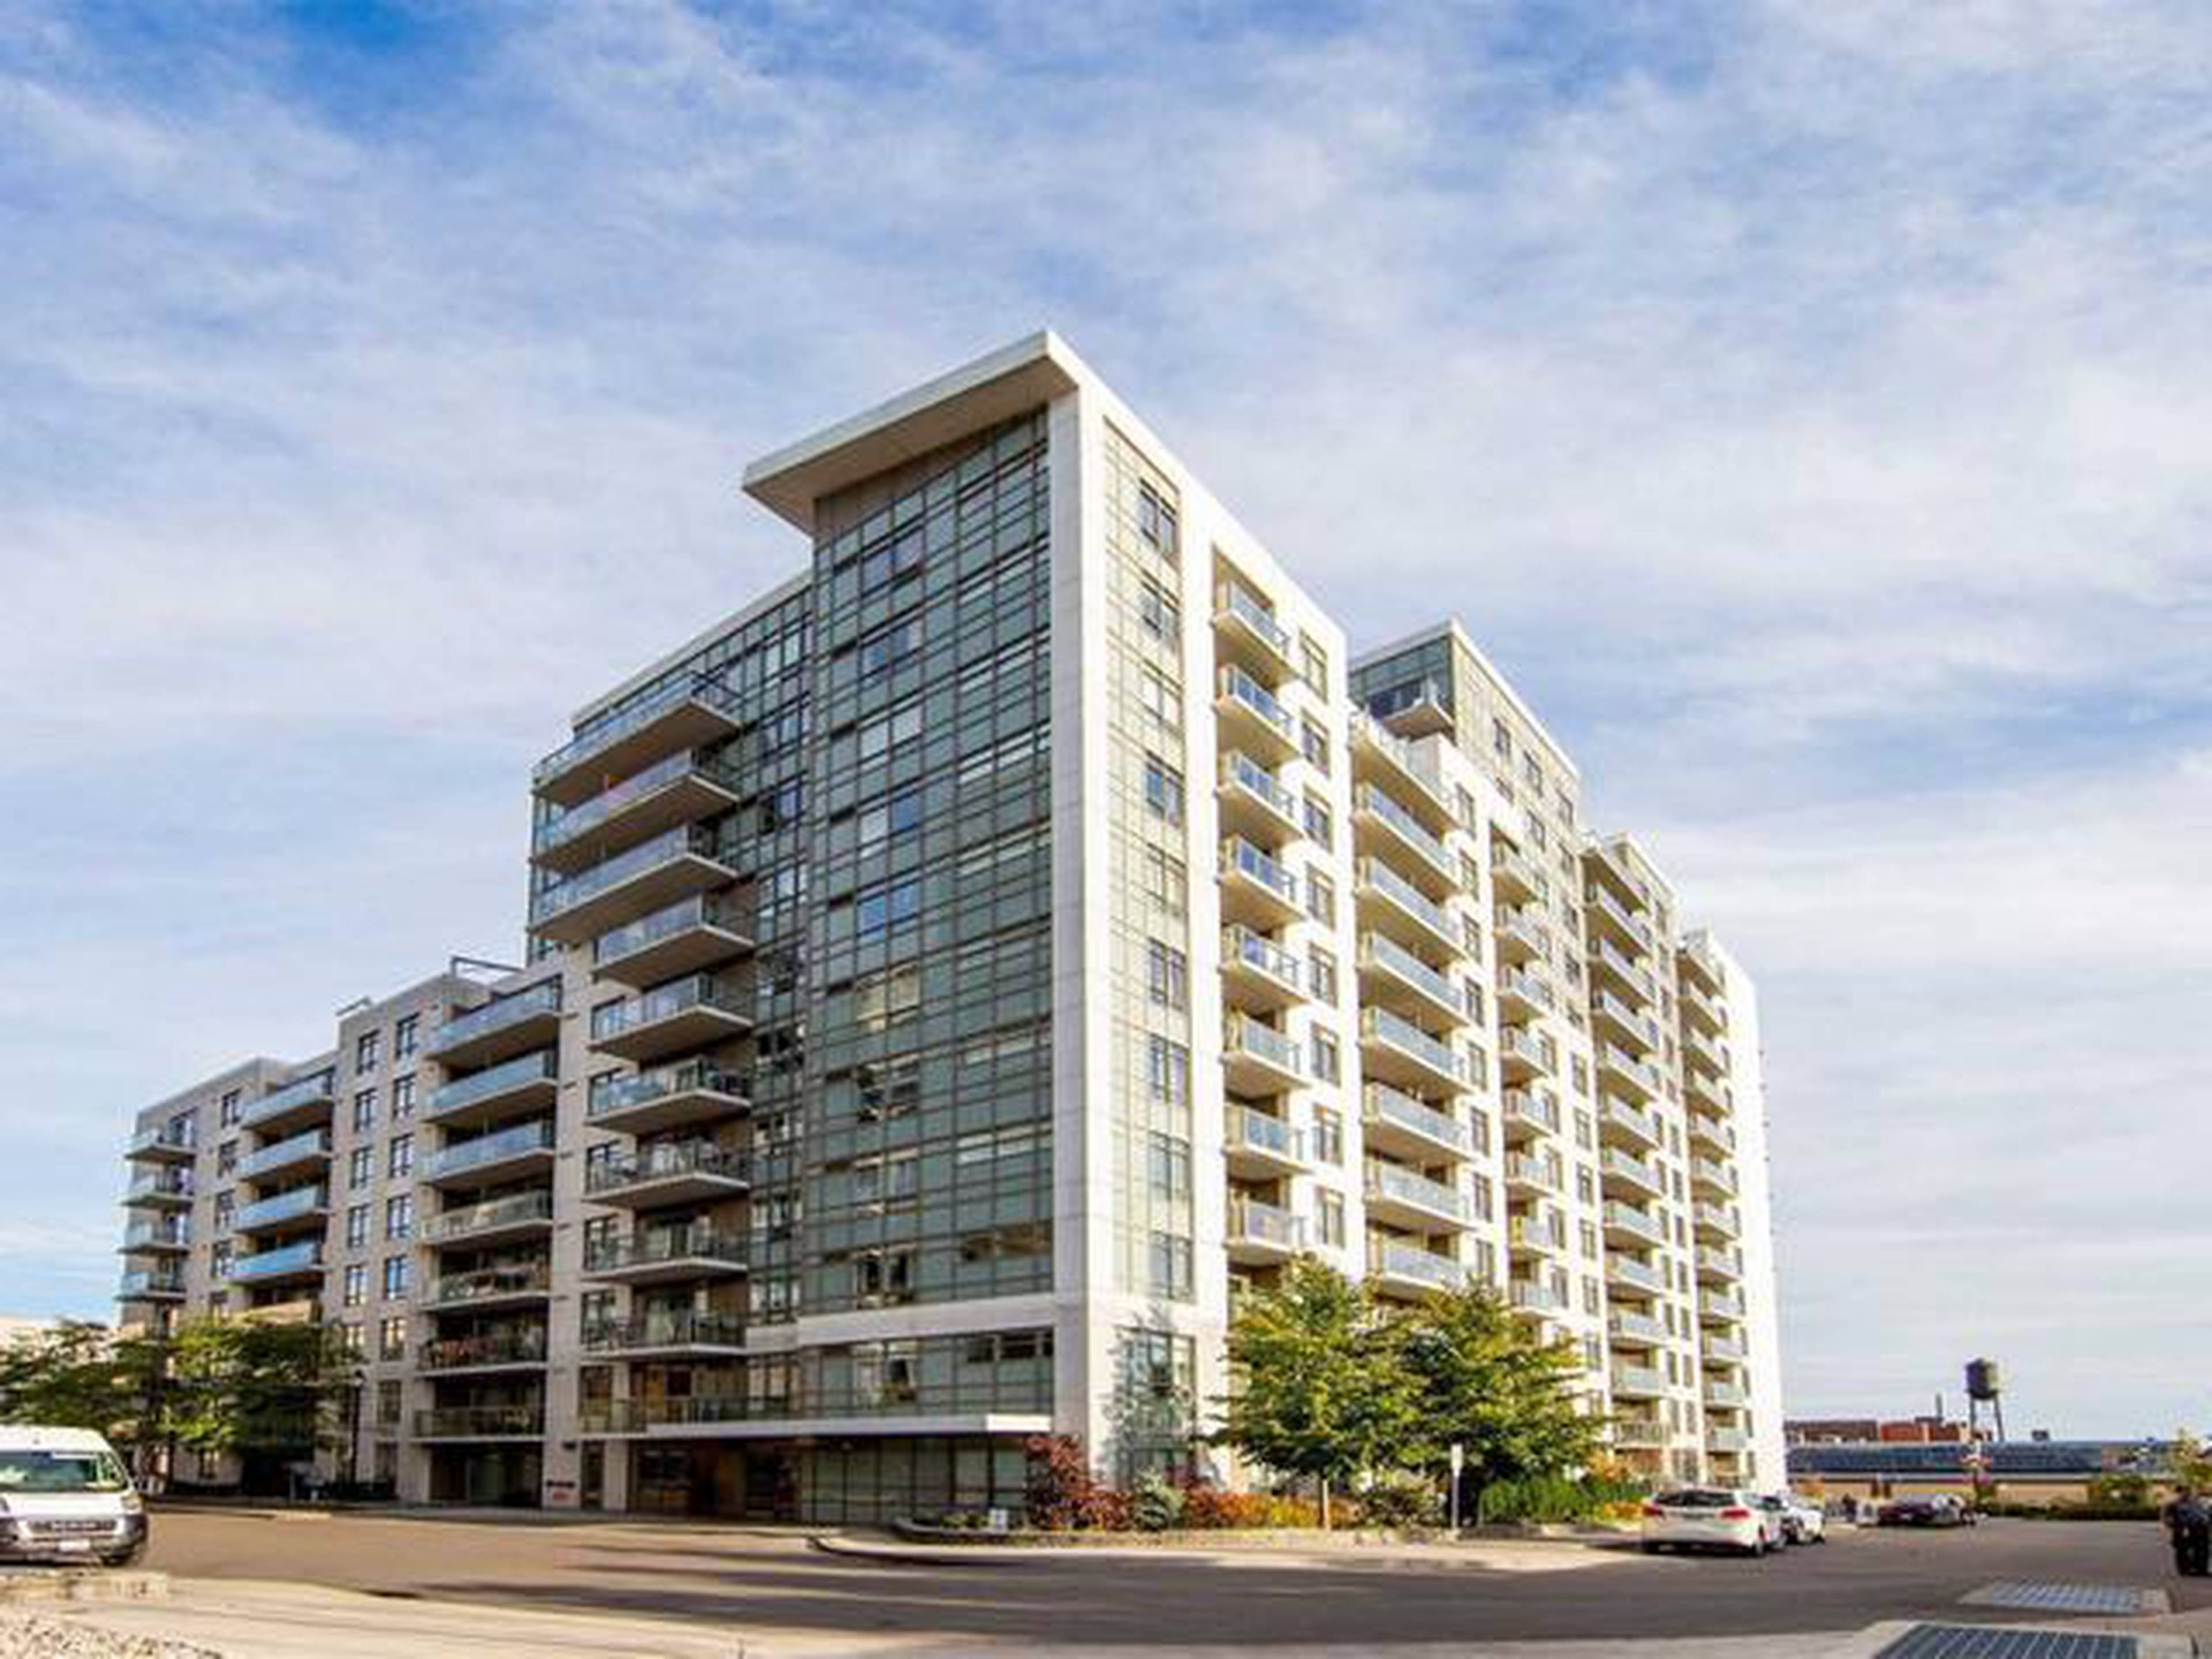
[1216,1257,1421,1523]
[1391,1281,1605,1516]
[162,1318,355,1459]
[2171,1430,2212,1491]
[0,1321,164,1452]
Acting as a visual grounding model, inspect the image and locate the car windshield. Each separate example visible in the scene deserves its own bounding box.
[1655,1489,1737,1508]
[1756,1496,1786,1510]
[0,1449,131,1493]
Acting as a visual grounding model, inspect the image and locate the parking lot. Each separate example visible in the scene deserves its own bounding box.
[116,1508,2212,1654]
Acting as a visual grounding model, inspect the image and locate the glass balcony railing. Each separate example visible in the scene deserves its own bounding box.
[531,825,726,926]
[1228,1197,1300,1249]
[127,1123,197,1158]
[1704,1288,1747,1320]
[1699,1245,1743,1278]
[237,1128,332,1180]
[1609,1309,1670,1344]
[1603,1200,1665,1244]
[1707,1427,1751,1453]
[1508,1277,1565,1313]
[426,1050,558,1122]
[1601,1097,1661,1144]
[534,749,724,855]
[1499,1025,1554,1074]
[1346,711,1445,809]
[425,1119,554,1180]
[117,1270,185,1299]
[1601,1147,1664,1190]
[590,974,748,1043]
[420,1329,548,1371]
[1594,940,1654,998]
[1361,1007,1466,1083]
[1225,1105,1301,1164]
[241,1070,334,1129]
[1690,1113,1736,1153]
[422,1190,554,1244]
[1216,581,1293,659]
[1365,1161,1468,1221]
[586,1059,748,1123]
[1510,1211,1568,1252]
[122,1218,191,1251]
[1703,1333,1748,1362]
[431,980,561,1055]
[1587,882,1654,950]
[1221,752,1297,821]
[231,1240,324,1282]
[534,673,735,787]
[1598,1045,1659,1094]
[585,1140,749,1196]
[1498,965,1555,1010]
[1505,1150,1563,1192]
[1217,665,1294,739]
[426,1262,551,1305]
[1608,1254,1666,1294]
[1361,933,1467,1016]
[1494,904,1552,955]
[124,1169,195,1203]
[1502,1088,1561,1133]
[1223,1013,1303,1077]
[415,1404,546,1438]
[1692,1156,1738,1194]
[581,1310,747,1353]
[1360,859,1453,938]
[1358,785,1452,872]
[584,1226,748,1275]
[1222,837,1299,907]
[234,1185,327,1230]
[1695,1202,1740,1237]
[593,892,749,967]
[1612,1364,1665,1396]
[1492,846,1551,901]
[1222,926,1301,991]
[1362,1084,1472,1155]
[1372,1239,1468,1290]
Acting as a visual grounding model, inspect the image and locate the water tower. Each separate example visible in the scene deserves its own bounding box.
[1964,1358,2005,1442]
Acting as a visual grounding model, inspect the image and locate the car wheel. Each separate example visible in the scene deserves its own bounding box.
[1641,1541,1661,1554]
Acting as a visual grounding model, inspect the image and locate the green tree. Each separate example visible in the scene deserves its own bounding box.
[1392,1282,1605,1517]
[1216,1258,1420,1523]
[0,1321,164,1453]
[162,1318,355,1460]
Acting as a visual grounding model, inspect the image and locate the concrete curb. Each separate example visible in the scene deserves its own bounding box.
[0,1570,169,1605]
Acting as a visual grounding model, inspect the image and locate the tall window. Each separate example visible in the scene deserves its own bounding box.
[381,1255,410,1300]
[355,1030,381,1072]
[393,1014,418,1059]
[1145,940,1187,1009]
[1142,755,1184,825]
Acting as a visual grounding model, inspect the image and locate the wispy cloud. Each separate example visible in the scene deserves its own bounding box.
[1,1,2206,1431]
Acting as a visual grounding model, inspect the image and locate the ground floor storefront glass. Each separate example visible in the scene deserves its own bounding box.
[625,1434,1030,1523]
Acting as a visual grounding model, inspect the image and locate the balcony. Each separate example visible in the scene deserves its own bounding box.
[1691,1156,1737,1199]
[1496,964,1554,1019]
[1369,1238,1469,1297]
[1684,1027,1730,1075]
[1684,1065,1732,1114]
[1679,937,1724,994]
[1358,933,1469,1026]
[1608,1309,1670,1346]
[116,1269,185,1302]
[1347,712,1449,816]
[532,749,739,876]
[1214,665,1297,763]
[1697,1244,1743,1283]
[238,1127,332,1184]
[1492,905,1550,963]
[593,892,755,991]
[1501,1088,1560,1138]
[1364,1161,1469,1229]
[1225,1105,1305,1179]
[533,673,741,809]
[120,1217,191,1255]
[1701,1287,1747,1323]
[1599,1146,1665,1200]
[414,1404,546,1441]
[1688,1112,1735,1156]
[425,1049,559,1130]
[1354,785,1455,888]
[1508,1278,1566,1315]
[589,973,751,1065]
[585,1141,751,1209]
[581,1310,747,1359]
[231,1240,325,1285]
[1222,1013,1304,1094]
[1601,1200,1666,1249]
[1613,1418,1666,1450]
[1217,752,1302,845]
[1220,926,1302,1010]
[1361,1084,1471,1161]
[1694,1202,1740,1241]
[583,1225,749,1286]
[1498,1024,1554,1082]
[1589,940,1653,1004]
[1359,1007,1465,1094]
[1596,1044,1659,1103]
[1357,859,1459,955]
[1611,1363,1665,1400]
[1508,1211,1568,1256]
[1213,580,1297,679]
[1490,845,1549,905]
[1606,1253,1665,1298]
[126,1123,196,1164]
[422,1262,552,1310]
[423,1190,555,1248]
[1226,1196,1302,1265]
[420,1329,548,1374]
[1680,978,1728,1036]
[1599,1096,1662,1152]
[427,980,562,1071]
[240,1070,335,1137]
[1219,837,1301,929]
[531,825,737,946]
[1707,1427,1751,1454]
[233,1184,328,1235]
[586,1060,750,1135]
[1503,1151,1564,1199]
[423,1119,555,1188]
[1703,1332,1747,1363]
[123,1169,194,1210]
[1592,991,1657,1053]
[1585,882,1654,954]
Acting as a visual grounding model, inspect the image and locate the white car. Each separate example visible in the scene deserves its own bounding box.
[0,1426,149,1567]
[1642,1487,1789,1556]
[1759,1490,1827,1544]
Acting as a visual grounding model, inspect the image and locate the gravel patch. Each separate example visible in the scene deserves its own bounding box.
[0,1612,221,1658]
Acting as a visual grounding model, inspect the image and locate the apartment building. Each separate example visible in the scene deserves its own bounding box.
[117,331,1784,1518]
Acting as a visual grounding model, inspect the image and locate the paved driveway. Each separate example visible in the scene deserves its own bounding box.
[141,1510,2208,1653]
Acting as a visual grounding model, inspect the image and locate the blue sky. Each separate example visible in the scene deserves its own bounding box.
[3,1,2207,1435]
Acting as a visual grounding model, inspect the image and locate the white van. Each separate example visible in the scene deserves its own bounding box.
[0,1426,148,1566]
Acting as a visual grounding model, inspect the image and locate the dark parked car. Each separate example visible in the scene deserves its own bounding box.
[1877,1494,1974,1528]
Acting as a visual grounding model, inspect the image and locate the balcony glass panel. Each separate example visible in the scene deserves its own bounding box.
[1362,1084,1471,1154]
[532,825,724,925]
[426,1050,558,1120]
[241,1070,334,1128]
[1218,665,1293,737]
[425,1120,554,1179]
[593,892,748,965]
[1362,934,1466,1015]
[1366,1162,1468,1220]
[535,749,718,854]
[1217,581,1292,657]
[1361,859,1451,936]
[433,981,560,1052]
[534,673,734,787]
[423,1190,555,1243]
[237,1128,331,1180]
[232,1240,323,1281]
[234,1185,327,1230]
[1373,1239,1468,1289]
[1362,1007,1465,1083]
[586,1059,747,1122]
[590,974,748,1041]
[1222,838,1298,905]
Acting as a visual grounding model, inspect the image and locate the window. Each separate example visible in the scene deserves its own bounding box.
[342,1264,367,1308]
[759,778,805,832]
[376,1379,402,1427]
[218,1089,241,1128]
[1523,753,1543,790]
[859,524,925,589]
[1493,718,1513,760]
[352,1089,377,1134]
[217,1141,237,1176]
[854,964,921,1032]
[1300,718,1331,774]
[1298,635,1328,695]
[340,1321,365,1356]
[1142,754,1184,825]
[1142,846,1187,914]
[1307,947,1338,1004]
[345,1204,369,1250]
[854,1248,915,1307]
[384,1193,413,1240]
[1146,1232,1192,1297]
[381,1255,410,1300]
[857,787,922,848]
[1138,576,1180,641]
[355,1030,380,1072]
[1145,1132,1190,1199]
[1302,791,1332,847]
[1312,1107,1343,1165]
[210,1241,232,1280]
[1138,665,1180,732]
[213,1192,234,1229]
[1305,871,1336,927]
[1146,1036,1190,1107]
[1309,1028,1340,1085]
[1316,1189,1346,1247]
[384,1135,413,1179]
[857,700,923,760]
[856,1058,921,1120]
[393,1014,418,1059]
[855,877,921,939]
[857,617,921,680]
[349,1147,373,1190]
[378,1315,407,1361]
[1145,940,1187,1009]
[1137,483,1177,557]
[391,1074,415,1121]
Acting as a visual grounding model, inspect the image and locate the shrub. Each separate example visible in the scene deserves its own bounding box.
[1480,1471,1650,1525]
[1130,1475,1186,1532]
[2086,1472,2151,1508]
[1354,1469,1443,1529]
[1024,1434,1130,1531]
